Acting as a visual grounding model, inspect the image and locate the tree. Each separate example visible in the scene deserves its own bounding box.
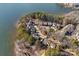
[69,38,78,47]
[27,35,33,44]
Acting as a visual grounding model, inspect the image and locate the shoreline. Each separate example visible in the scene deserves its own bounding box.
[10,22,17,56]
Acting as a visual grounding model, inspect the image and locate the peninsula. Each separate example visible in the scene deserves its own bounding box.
[15,11,79,56]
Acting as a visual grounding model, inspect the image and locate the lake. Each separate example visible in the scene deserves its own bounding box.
[0,3,72,56]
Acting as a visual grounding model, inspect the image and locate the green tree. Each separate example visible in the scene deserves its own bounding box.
[69,38,79,47]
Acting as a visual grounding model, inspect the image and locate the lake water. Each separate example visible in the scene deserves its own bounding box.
[0,3,72,56]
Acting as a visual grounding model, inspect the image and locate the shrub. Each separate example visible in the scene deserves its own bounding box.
[45,44,60,56]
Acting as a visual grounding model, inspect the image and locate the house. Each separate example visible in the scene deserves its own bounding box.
[30,27,36,32]
[50,43,55,48]
[42,22,48,26]
[32,33,39,39]
[73,3,79,9]
[48,22,52,26]
[43,38,48,45]
[39,40,47,49]
[61,24,74,35]
[76,33,79,41]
